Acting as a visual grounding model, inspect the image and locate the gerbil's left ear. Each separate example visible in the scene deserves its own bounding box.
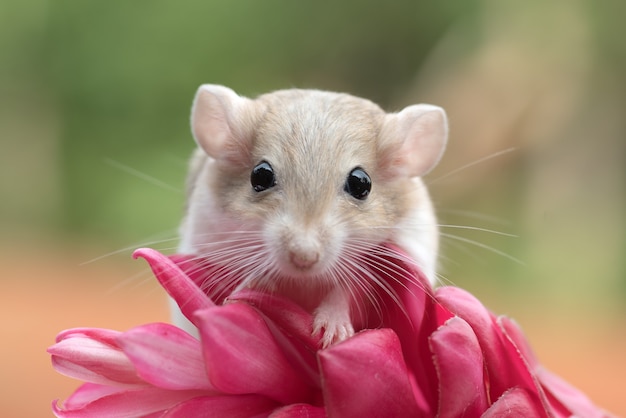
[379,104,448,177]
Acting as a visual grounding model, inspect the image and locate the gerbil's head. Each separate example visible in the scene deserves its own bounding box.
[183,84,447,300]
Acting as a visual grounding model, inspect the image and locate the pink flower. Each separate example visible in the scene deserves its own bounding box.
[49,246,612,417]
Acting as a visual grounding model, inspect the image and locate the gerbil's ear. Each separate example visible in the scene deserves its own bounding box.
[379,104,448,178]
[191,84,256,165]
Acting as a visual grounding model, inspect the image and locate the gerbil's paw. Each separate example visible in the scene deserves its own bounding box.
[312,309,355,349]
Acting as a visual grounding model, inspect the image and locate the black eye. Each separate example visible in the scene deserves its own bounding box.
[251,161,276,192]
[344,167,371,200]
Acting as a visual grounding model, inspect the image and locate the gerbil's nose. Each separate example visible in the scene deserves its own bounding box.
[289,250,320,270]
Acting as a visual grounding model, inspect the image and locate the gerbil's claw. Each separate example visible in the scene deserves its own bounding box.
[313,310,355,349]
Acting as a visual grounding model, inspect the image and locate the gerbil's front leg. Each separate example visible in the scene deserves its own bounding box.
[313,288,354,348]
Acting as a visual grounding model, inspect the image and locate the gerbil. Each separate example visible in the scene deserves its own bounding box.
[174,85,448,347]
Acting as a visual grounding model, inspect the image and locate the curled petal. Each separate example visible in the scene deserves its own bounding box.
[436,286,537,402]
[168,254,239,305]
[55,328,122,346]
[429,317,489,417]
[161,394,279,418]
[319,329,423,417]
[195,303,312,405]
[48,331,144,387]
[118,323,215,391]
[133,248,214,325]
[52,387,206,418]
[481,387,546,418]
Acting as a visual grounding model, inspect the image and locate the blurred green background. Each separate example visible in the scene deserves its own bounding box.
[2,0,625,415]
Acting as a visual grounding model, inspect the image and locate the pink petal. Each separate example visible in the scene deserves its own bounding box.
[230,289,320,352]
[118,322,215,391]
[535,368,610,418]
[496,317,539,367]
[230,289,321,387]
[161,394,279,418]
[318,328,423,417]
[168,254,239,305]
[133,248,214,325]
[195,303,313,405]
[268,404,326,417]
[498,316,609,417]
[52,387,206,418]
[48,330,144,387]
[429,317,489,417]
[435,286,538,403]
[480,387,546,418]
[373,244,443,413]
[61,383,129,410]
[55,327,122,345]
[496,316,562,414]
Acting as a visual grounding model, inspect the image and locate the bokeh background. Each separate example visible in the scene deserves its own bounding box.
[2,1,625,416]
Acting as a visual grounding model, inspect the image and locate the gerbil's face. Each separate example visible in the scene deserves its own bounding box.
[183,86,447,298]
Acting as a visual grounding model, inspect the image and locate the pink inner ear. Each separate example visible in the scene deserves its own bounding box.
[381,104,448,178]
[191,85,239,160]
[190,84,255,166]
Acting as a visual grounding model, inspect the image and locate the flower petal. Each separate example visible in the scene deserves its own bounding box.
[268,404,326,418]
[133,248,214,325]
[195,303,313,404]
[498,316,611,417]
[436,286,537,403]
[229,289,321,387]
[161,394,279,418]
[168,254,240,306]
[480,387,546,418]
[55,327,121,345]
[52,387,206,418]
[429,317,489,417]
[373,244,443,413]
[230,289,320,352]
[496,316,560,414]
[48,329,144,387]
[118,322,215,391]
[318,329,423,417]
[535,367,610,418]
[60,383,129,410]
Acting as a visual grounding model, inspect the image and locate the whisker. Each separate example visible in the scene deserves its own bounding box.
[440,237,486,266]
[433,271,456,287]
[80,234,180,265]
[342,245,413,315]
[104,158,182,194]
[426,147,517,185]
[104,269,156,296]
[440,232,525,265]
[438,208,511,226]
[437,224,517,237]
[335,256,384,326]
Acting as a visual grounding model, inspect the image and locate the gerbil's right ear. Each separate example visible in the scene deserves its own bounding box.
[379,104,448,178]
[191,84,256,165]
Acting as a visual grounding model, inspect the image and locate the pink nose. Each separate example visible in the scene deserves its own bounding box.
[289,251,319,270]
